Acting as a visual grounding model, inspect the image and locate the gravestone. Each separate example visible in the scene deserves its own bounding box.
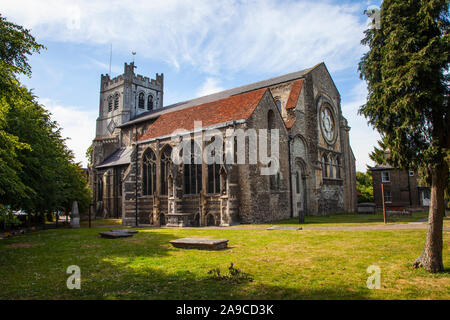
[70,201,80,229]
[170,238,229,250]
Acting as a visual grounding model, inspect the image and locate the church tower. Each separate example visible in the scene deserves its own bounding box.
[95,62,163,139]
[92,62,164,166]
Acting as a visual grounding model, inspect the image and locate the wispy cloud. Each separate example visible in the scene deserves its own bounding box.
[2,0,367,76]
[39,98,96,167]
[196,77,224,97]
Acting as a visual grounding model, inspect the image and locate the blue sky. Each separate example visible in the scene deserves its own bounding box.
[2,0,382,171]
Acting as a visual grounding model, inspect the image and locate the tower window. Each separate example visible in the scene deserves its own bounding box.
[138,92,145,109]
[108,96,113,112]
[148,95,154,111]
[114,93,119,110]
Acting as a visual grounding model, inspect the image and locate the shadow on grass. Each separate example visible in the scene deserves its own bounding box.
[0,227,373,299]
[81,256,372,300]
[271,211,429,226]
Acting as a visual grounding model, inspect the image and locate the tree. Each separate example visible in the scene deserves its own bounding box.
[356,171,374,203]
[0,15,91,222]
[0,14,43,205]
[358,0,449,272]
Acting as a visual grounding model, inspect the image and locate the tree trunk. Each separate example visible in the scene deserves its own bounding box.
[413,162,448,273]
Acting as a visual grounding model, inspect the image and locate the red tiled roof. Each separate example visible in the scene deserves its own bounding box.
[140,88,267,141]
[284,119,296,129]
[285,79,304,110]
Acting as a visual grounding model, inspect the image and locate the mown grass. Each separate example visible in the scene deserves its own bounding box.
[0,214,449,300]
[269,211,431,227]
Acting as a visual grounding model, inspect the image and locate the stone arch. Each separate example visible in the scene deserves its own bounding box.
[328,153,334,178]
[335,156,341,179]
[321,152,329,178]
[206,213,215,226]
[159,212,166,226]
[147,94,154,111]
[267,109,275,130]
[114,92,119,110]
[107,95,113,112]
[138,91,145,109]
[293,157,308,221]
[160,144,173,195]
[141,147,157,195]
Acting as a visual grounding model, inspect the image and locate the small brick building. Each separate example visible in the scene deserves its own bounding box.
[89,62,357,226]
[369,165,430,209]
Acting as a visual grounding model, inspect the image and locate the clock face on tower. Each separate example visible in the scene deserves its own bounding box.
[320,104,336,144]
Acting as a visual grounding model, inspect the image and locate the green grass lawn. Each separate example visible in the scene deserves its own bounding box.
[0,214,449,300]
[269,211,431,227]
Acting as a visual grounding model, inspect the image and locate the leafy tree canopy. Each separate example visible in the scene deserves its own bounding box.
[0,15,91,222]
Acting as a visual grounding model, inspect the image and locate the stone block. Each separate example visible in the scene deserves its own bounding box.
[99,231,133,239]
[170,238,228,250]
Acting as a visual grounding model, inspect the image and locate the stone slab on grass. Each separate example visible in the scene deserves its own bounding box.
[170,238,229,250]
[110,229,139,234]
[99,231,133,239]
[266,226,302,230]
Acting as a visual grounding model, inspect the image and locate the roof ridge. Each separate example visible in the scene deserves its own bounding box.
[119,64,316,128]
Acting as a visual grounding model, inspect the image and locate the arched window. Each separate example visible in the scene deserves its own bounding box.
[275,99,282,113]
[295,171,300,194]
[114,93,119,110]
[268,109,275,130]
[206,139,221,194]
[335,158,341,178]
[207,162,220,194]
[329,156,334,178]
[107,96,113,112]
[97,175,104,201]
[160,145,172,195]
[147,95,154,111]
[138,92,145,109]
[184,142,202,194]
[322,155,328,178]
[143,149,156,195]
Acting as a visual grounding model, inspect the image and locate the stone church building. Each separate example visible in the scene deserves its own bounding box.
[89,62,357,227]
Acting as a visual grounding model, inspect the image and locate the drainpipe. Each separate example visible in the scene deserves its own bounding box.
[135,125,139,227]
[287,134,294,219]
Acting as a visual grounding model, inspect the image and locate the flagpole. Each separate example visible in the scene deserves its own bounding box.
[109,43,112,76]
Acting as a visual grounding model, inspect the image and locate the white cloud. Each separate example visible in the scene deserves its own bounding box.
[1,0,366,75]
[39,98,97,167]
[196,77,224,97]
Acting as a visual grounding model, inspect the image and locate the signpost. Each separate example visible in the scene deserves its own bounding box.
[381,183,387,224]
